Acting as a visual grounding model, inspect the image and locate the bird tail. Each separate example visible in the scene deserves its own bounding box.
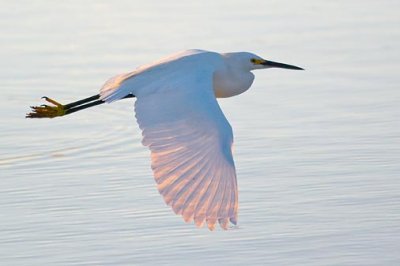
[99,71,137,103]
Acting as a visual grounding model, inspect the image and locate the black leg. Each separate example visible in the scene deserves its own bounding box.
[27,93,135,118]
[65,99,105,115]
[64,94,101,109]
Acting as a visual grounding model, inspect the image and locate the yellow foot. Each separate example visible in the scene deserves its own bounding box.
[26,96,66,118]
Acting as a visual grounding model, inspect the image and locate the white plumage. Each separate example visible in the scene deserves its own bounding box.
[98,49,302,230]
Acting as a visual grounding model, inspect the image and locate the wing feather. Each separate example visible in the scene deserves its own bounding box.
[134,76,238,229]
[105,51,238,230]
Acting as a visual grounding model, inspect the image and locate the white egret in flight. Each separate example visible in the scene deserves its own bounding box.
[27,50,303,230]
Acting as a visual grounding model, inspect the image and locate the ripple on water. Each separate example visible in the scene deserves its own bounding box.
[2,1,400,265]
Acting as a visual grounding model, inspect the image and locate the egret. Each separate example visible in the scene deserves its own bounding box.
[27,49,303,230]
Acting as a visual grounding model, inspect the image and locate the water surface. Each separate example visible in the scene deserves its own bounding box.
[1,1,399,265]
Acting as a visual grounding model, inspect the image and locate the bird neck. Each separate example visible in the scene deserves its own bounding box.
[213,67,255,98]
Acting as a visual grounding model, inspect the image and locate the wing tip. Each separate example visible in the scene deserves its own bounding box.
[182,215,238,231]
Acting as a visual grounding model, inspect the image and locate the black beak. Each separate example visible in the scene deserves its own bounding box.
[261,60,304,70]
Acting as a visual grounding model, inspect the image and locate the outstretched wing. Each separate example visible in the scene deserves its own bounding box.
[134,71,238,230]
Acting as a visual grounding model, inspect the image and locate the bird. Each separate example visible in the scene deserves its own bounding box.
[27,49,303,230]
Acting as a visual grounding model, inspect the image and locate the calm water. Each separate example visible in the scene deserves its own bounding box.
[1,1,399,265]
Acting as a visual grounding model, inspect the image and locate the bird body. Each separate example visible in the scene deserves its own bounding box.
[100,50,217,101]
[100,50,261,101]
[27,49,303,230]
